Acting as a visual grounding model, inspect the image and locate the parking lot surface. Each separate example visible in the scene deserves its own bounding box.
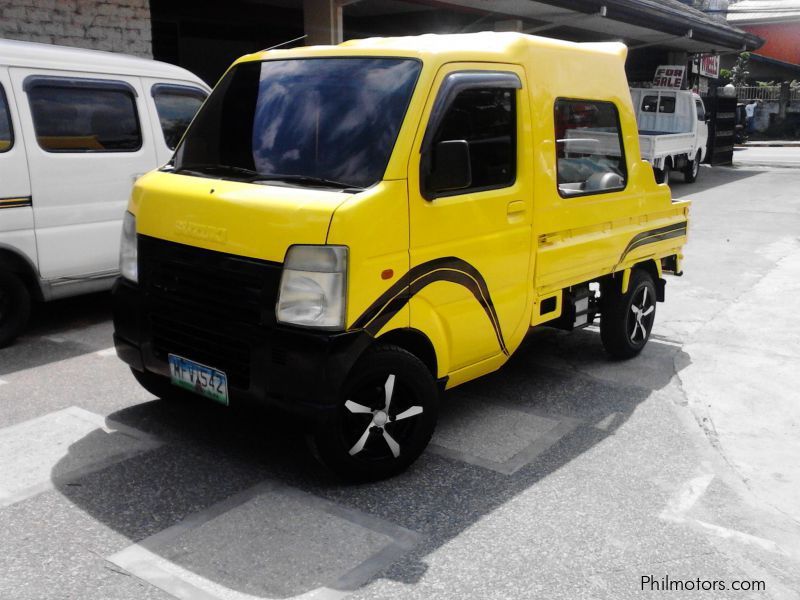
[1,163,799,600]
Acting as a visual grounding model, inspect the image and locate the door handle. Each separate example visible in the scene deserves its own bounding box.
[507,200,526,215]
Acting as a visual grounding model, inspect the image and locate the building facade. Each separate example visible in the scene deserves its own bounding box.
[1,0,152,58]
[2,0,762,87]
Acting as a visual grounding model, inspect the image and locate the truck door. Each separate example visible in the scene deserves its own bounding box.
[10,68,157,281]
[408,64,533,373]
[0,67,35,268]
[694,97,709,160]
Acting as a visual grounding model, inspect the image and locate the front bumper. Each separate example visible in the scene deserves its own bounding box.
[112,279,371,418]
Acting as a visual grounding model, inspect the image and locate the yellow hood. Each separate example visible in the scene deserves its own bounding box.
[130,171,350,263]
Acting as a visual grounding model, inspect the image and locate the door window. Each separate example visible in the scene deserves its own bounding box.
[695,99,706,121]
[555,99,627,197]
[151,84,206,150]
[431,87,516,193]
[0,84,12,153]
[27,79,142,152]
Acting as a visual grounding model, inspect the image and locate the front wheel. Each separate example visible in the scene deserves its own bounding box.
[0,270,31,348]
[600,270,657,359]
[683,151,701,183]
[309,344,439,482]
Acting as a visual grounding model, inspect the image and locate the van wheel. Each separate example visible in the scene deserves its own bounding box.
[684,152,701,183]
[0,270,31,348]
[600,270,656,359]
[309,344,438,482]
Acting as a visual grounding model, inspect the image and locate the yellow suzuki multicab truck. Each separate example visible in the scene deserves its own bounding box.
[112,32,689,480]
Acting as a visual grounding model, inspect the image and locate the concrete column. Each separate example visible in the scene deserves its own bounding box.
[303,0,343,46]
[665,51,688,88]
[779,82,790,121]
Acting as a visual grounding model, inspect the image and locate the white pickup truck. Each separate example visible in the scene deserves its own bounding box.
[629,88,709,185]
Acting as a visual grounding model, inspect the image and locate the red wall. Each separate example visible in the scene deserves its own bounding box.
[742,22,800,65]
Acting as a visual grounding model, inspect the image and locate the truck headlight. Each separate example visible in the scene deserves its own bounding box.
[119,211,138,283]
[276,245,347,329]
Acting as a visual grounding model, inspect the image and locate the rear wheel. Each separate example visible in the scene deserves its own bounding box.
[655,162,671,185]
[309,344,438,482]
[683,151,701,183]
[0,270,31,348]
[600,269,657,359]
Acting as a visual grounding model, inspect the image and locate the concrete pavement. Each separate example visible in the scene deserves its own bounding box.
[733,146,800,168]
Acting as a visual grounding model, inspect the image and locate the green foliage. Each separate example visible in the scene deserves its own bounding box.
[730,52,750,87]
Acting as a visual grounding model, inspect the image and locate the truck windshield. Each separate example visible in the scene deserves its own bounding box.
[174,58,421,190]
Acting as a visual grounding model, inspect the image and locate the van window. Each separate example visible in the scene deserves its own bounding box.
[28,82,141,152]
[432,88,516,192]
[555,99,627,197]
[695,99,706,121]
[152,85,206,150]
[0,85,12,153]
[175,58,421,189]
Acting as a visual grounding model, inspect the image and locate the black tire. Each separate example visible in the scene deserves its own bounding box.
[683,151,701,183]
[0,270,31,348]
[600,269,657,359]
[309,344,439,482]
[654,163,670,185]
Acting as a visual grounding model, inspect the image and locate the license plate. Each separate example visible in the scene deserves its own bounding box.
[168,354,229,406]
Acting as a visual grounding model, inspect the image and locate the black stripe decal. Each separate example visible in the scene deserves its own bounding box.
[618,222,687,264]
[351,257,509,356]
[0,196,32,209]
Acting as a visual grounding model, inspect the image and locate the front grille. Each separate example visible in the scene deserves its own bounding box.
[138,236,282,389]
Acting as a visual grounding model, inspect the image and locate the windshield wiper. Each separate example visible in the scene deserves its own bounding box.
[175,164,263,179]
[175,165,364,191]
[252,174,364,192]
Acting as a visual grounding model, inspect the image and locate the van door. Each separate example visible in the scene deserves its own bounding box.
[142,78,208,165]
[0,67,35,268]
[9,68,157,281]
[408,64,533,373]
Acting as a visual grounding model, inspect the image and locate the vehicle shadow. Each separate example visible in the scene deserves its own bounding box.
[0,291,112,377]
[670,164,763,198]
[52,326,689,598]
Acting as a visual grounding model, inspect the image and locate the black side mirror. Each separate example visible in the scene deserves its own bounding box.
[428,140,471,196]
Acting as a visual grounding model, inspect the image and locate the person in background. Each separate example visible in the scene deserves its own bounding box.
[745,100,758,133]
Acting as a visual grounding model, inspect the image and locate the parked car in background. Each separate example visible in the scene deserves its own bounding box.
[0,39,209,347]
[629,88,709,185]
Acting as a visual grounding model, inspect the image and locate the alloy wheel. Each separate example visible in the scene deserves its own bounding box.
[629,285,655,343]
[343,373,425,461]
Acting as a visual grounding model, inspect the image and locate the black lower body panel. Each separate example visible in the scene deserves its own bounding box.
[112,279,371,419]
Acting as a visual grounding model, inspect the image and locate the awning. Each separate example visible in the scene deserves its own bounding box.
[397,0,763,53]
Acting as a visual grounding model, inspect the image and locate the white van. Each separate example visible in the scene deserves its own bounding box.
[0,39,209,346]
